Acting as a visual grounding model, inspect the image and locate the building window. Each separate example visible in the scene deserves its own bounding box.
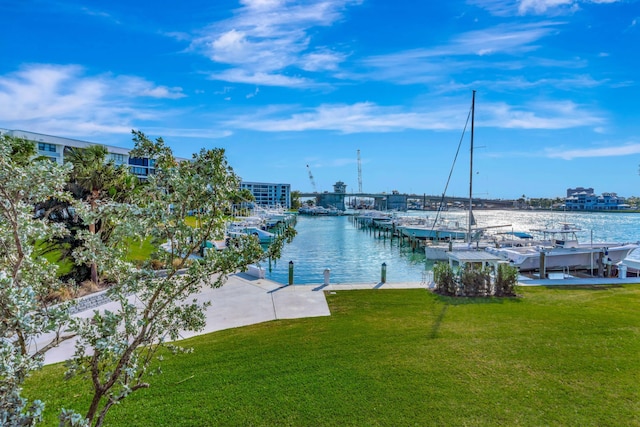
[129,157,149,166]
[110,153,126,164]
[38,142,56,152]
[130,166,148,176]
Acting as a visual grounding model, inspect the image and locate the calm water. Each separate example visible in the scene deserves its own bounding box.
[263,210,640,285]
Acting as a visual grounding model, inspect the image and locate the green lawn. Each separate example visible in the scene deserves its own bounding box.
[39,245,74,277]
[27,286,640,426]
[124,236,158,263]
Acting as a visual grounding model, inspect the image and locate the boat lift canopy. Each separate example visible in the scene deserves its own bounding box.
[447,250,504,271]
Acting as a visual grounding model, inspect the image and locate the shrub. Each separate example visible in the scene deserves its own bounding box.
[460,266,491,296]
[433,262,457,296]
[496,263,519,296]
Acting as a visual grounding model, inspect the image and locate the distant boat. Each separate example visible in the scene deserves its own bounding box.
[298,206,343,216]
[400,219,468,241]
[227,224,275,243]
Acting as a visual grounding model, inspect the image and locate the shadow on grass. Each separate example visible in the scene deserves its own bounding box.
[428,305,448,339]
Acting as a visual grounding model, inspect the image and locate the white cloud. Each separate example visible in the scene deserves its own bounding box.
[546,143,640,160]
[300,49,347,72]
[518,0,578,15]
[193,0,361,87]
[453,22,561,55]
[246,87,260,99]
[358,22,562,85]
[224,102,461,133]
[471,0,623,16]
[483,100,605,129]
[223,98,603,133]
[113,76,186,99]
[208,69,320,88]
[0,64,184,137]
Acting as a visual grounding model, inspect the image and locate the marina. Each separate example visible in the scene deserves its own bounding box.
[263,209,640,284]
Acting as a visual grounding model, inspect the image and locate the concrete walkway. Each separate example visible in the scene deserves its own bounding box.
[38,274,432,365]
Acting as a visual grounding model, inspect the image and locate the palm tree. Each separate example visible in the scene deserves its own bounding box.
[66,145,135,284]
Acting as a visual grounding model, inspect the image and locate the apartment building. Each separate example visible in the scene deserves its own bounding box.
[240,181,291,209]
[1,128,155,180]
[2,129,291,208]
[565,187,630,211]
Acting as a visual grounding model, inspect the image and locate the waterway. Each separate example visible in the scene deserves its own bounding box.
[263,210,640,285]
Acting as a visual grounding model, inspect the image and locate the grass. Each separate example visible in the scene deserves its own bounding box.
[26,286,640,426]
[39,245,74,277]
[124,236,158,263]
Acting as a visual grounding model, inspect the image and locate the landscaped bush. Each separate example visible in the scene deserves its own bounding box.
[433,262,519,297]
[495,263,519,296]
[433,262,457,296]
[460,266,491,296]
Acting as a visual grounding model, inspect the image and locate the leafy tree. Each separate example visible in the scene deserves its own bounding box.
[64,146,136,285]
[290,190,301,210]
[0,135,74,425]
[61,131,295,426]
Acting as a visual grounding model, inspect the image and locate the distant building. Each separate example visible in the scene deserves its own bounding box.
[1,128,156,180]
[240,181,291,209]
[566,187,594,198]
[3,129,292,207]
[565,187,630,211]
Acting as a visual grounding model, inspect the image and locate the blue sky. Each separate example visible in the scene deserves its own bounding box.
[2,0,639,199]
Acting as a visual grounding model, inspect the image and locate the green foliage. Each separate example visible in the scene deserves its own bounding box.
[0,135,74,426]
[290,190,302,210]
[433,262,456,295]
[60,131,292,426]
[434,261,518,298]
[2,131,294,427]
[6,135,37,166]
[495,263,518,296]
[459,265,492,296]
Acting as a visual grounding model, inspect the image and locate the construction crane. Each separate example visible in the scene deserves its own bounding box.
[306,164,317,192]
[357,149,363,193]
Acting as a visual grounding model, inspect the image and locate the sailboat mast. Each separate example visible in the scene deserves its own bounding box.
[468,90,476,243]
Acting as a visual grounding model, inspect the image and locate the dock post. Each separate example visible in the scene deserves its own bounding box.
[288,261,294,285]
[597,251,604,277]
[324,268,331,285]
[539,251,546,279]
[381,262,387,284]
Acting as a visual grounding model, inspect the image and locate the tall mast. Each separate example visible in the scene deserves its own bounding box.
[468,90,476,243]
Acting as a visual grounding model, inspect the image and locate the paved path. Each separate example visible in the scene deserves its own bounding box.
[39,274,431,365]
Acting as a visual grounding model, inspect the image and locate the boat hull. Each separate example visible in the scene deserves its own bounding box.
[399,226,467,240]
[486,244,638,271]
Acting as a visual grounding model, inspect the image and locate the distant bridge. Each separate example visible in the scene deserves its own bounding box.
[298,192,515,210]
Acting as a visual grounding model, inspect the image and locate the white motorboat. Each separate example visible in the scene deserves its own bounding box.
[485,223,639,271]
[227,224,275,243]
[620,254,640,276]
[398,218,468,240]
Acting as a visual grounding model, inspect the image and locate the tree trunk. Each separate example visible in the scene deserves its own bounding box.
[90,193,98,285]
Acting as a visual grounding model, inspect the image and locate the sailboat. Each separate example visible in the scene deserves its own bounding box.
[424,91,511,261]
